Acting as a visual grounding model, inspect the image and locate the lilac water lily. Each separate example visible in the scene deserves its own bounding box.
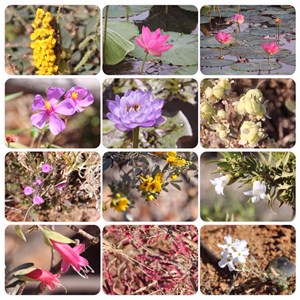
[106,89,165,132]
[30,87,76,135]
[64,86,94,113]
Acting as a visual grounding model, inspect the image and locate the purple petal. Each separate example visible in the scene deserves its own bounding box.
[47,87,65,101]
[33,195,44,205]
[49,114,66,135]
[30,111,49,129]
[55,99,76,116]
[41,163,52,173]
[32,95,46,111]
[24,186,35,195]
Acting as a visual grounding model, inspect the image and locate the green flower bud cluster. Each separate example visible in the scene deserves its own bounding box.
[203,78,232,104]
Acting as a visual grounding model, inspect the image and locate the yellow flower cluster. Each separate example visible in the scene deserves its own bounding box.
[139,172,164,200]
[30,8,58,75]
[166,152,187,167]
[110,193,129,212]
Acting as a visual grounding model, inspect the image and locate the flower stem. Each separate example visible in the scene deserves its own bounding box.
[140,52,148,75]
[220,45,223,57]
[268,54,270,65]
[132,127,140,148]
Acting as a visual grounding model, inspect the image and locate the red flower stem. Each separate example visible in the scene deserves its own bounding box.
[140,52,148,75]
[133,126,140,148]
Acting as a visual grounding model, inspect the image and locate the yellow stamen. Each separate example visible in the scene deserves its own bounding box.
[45,101,51,110]
[72,92,78,100]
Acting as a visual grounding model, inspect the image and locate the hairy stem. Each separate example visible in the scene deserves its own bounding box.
[132,127,140,148]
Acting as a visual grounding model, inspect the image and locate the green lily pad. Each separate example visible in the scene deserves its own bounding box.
[280,55,296,67]
[230,61,282,72]
[200,68,246,75]
[129,31,198,66]
[104,28,135,65]
[178,5,198,12]
[154,111,192,148]
[107,20,139,40]
[200,36,221,48]
[103,5,152,18]
[201,58,235,68]
[201,48,231,58]
[174,65,198,75]
[229,45,266,59]
[102,119,126,148]
[261,8,295,16]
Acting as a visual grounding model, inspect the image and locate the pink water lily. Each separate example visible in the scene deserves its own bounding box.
[232,13,244,25]
[135,26,173,57]
[214,32,232,44]
[30,87,76,135]
[23,268,61,291]
[50,239,94,278]
[262,41,280,55]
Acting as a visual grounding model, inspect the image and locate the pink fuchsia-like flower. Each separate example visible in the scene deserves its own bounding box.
[214,32,232,44]
[50,239,94,278]
[41,163,52,173]
[30,87,76,135]
[22,268,61,292]
[134,26,173,57]
[232,13,244,25]
[33,195,44,205]
[106,90,165,132]
[64,86,94,113]
[262,41,280,55]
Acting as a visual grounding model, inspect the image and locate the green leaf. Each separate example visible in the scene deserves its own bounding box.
[102,119,126,148]
[40,226,75,245]
[104,28,135,65]
[155,111,192,147]
[15,225,26,242]
[108,20,139,40]
[129,32,198,66]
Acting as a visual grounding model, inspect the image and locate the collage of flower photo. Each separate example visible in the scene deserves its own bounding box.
[3,2,297,298]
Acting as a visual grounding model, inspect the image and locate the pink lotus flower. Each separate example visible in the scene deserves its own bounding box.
[134,26,173,57]
[50,239,93,278]
[214,32,232,44]
[23,268,61,291]
[232,13,244,25]
[262,41,280,55]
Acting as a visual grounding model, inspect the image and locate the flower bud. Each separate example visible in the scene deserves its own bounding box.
[239,121,264,146]
[212,85,225,99]
[218,78,231,91]
[244,96,266,117]
[200,102,214,121]
[204,87,213,99]
[216,124,229,139]
[245,89,263,102]
[217,109,226,119]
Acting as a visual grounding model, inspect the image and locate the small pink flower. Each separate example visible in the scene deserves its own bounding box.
[64,86,94,113]
[24,268,61,291]
[134,26,173,57]
[41,163,52,173]
[232,13,244,25]
[214,32,232,44]
[33,195,44,205]
[33,178,44,186]
[50,239,94,278]
[262,41,280,55]
[24,186,35,196]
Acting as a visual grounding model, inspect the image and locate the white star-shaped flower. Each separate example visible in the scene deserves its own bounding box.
[243,180,267,203]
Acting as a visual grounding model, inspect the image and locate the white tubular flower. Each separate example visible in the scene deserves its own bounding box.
[243,180,267,203]
[210,175,231,195]
[218,251,236,271]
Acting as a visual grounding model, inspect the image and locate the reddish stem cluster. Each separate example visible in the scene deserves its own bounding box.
[103,225,198,295]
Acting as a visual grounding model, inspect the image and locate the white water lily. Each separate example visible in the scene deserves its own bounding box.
[243,180,267,203]
[210,175,231,195]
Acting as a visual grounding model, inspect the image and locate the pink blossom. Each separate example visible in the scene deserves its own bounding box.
[23,268,61,291]
[232,13,244,24]
[41,163,52,173]
[262,41,280,55]
[214,32,232,44]
[134,26,173,57]
[24,186,35,195]
[64,86,94,113]
[30,87,76,135]
[50,239,94,278]
[33,195,44,205]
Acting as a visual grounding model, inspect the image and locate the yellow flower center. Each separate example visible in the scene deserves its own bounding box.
[72,92,78,100]
[45,100,51,110]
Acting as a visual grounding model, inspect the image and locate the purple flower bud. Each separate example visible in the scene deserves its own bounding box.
[33,195,44,205]
[24,186,35,196]
[55,181,67,190]
[33,178,44,186]
[41,163,52,173]
[106,90,165,132]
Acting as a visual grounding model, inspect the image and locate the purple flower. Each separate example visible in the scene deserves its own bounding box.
[106,90,165,132]
[55,181,67,190]
[41,163,52,173]
[33,178,44,186]
[64,86,94,113]
[24,186,35,195]
[30,87,76,135]
[33,195,44,205]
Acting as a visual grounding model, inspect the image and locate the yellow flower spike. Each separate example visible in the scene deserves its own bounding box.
[147,195,155,201]
[36,8,45,19]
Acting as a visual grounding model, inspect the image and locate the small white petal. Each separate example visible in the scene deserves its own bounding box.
[243,190,253,196]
